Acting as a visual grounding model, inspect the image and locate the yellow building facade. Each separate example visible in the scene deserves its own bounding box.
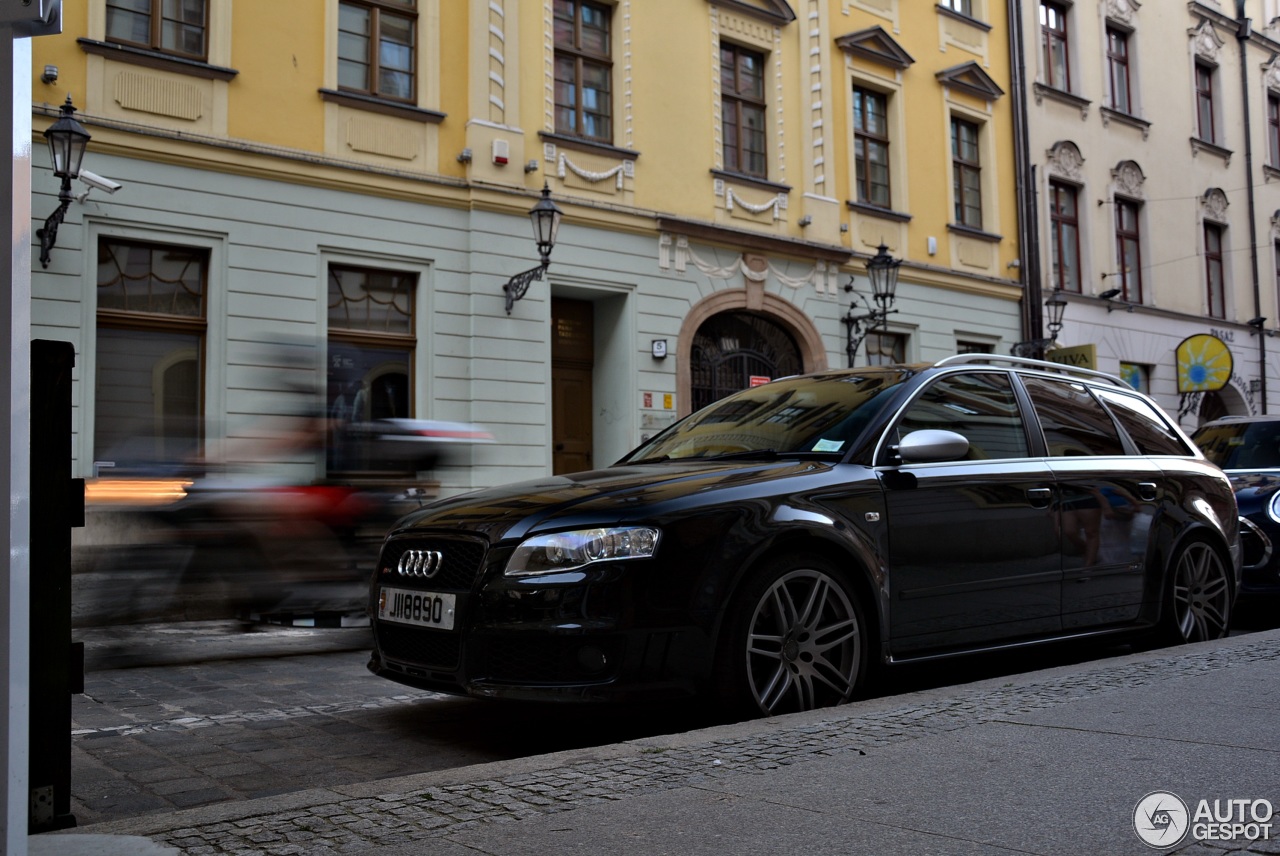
[29,0,1024,489]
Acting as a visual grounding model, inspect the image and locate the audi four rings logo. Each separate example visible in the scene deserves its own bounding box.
[398,549,444,578]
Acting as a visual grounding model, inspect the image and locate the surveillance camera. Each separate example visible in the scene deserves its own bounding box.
[78,170,122,194]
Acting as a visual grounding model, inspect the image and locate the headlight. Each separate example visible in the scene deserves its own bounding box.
[1269,491,1280,524]
[505,526,660,577]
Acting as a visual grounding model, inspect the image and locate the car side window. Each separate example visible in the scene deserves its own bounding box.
[1022,377,1126,456]
[893,372,1029,461]
[1094,388,1192,456]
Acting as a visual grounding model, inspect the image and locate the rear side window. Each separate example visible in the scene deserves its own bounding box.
[1094,388,1192,456]
[1022,377,1126,456]
[894,371,1029,460]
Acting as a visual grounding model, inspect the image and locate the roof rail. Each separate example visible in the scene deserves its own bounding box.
[933,353,1127,386]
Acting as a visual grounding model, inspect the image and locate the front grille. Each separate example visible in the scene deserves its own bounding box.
[378,536,487,592]
[375,622,462,670]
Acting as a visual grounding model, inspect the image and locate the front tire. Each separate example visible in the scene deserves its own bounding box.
[716,553,868,717]
[1162,538,1232,643]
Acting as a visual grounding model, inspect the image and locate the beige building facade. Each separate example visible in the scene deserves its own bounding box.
[1015,0,1280,426]
[29,1,1024,492]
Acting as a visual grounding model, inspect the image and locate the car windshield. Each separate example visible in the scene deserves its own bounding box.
[621,369,914,463]
[1192,420,1280,469]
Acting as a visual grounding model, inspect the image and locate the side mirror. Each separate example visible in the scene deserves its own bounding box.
[897,429,970,464]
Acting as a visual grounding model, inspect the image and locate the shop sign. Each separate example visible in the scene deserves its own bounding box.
[1175,334,1232,393]
[1047,344,1097,371]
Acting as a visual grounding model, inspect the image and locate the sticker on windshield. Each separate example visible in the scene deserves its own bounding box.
[812,439,845,452]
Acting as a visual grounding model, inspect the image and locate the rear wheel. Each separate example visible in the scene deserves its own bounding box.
[717,554,868,717]
[1162,539,1232,643]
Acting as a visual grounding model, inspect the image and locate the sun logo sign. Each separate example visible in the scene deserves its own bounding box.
[1175,334,1233,394]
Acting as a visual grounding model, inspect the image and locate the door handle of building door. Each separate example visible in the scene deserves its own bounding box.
[554,443,565,451]
[1138,482,1157,501]
[1027,487,1052,508]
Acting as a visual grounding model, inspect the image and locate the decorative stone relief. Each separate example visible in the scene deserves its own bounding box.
[345,119,418,160]
[1105,0,1140,26]
[1201,187,1229,222]
[1190,19,1224,64]
[1112,160,1145,198]
[113,72,203,121]
[1046,141,1085,181]
[657,234,842,295]
[1264,54,1280,94]
[489,0,507,125]
[556,152,632,190]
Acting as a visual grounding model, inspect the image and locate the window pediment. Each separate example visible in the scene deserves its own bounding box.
[835,27,915,70]
[708,0,796,24]
[936,61,1005,100]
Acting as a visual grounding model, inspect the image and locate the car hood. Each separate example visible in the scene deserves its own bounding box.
[1225,470,1280,507]
[392,459,835,543]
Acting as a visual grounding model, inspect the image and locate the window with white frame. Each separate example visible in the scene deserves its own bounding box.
[94,238,208,466]
[326,264,417,474]
[866,331,905,366]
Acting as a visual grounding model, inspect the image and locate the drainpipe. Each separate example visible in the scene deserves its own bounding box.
[1237,1,1267,412]
[1007,0,1042,347]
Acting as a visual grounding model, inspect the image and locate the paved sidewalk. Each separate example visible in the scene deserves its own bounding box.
[38,628,1280,855]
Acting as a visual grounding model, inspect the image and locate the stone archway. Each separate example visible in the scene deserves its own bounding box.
[676,280,827,417]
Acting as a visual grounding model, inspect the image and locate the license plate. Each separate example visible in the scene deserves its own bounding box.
[378,586,456,631]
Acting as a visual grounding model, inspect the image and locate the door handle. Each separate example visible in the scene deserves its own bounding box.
[1138,482,1158,501]
[1027,487,1052,508]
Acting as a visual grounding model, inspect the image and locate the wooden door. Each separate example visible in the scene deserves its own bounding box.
[552,299,594,474]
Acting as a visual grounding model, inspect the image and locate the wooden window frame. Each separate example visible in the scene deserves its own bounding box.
[338,0,418,104]
[1268,93,1280,167]
[1205,223,1225,319]
[1040,1,1070,92]
[721,42,768,180]
[853,87,891,209]
[951,117,983,230]
[1049,180,1081,293]
[553,0,613,144]
[1196,62,1216,144]
[1114,197,1144,305]
[1106,26,1132,114]
[105,0,209,62]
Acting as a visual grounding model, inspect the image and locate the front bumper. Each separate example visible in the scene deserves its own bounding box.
[366,532,712,703]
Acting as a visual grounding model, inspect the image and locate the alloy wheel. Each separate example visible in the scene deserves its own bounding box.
[1172,541,1231,642]
[744,568,862,715]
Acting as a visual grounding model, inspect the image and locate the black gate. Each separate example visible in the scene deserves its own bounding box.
[690,311,802,412]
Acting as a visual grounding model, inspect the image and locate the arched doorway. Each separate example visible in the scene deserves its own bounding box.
[690,311,803,412]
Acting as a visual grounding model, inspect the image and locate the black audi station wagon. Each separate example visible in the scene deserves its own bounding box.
[367,356,1240,716]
